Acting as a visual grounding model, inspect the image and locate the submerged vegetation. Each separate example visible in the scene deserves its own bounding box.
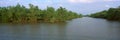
[0,4,82,23]
[90,6,120,21]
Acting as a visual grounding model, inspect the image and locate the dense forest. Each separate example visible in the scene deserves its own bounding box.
[90,6,120,21]
[0,4,82,23]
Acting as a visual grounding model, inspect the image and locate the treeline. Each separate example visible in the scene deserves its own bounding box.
[90,6,120,21]
[0,4,82,23]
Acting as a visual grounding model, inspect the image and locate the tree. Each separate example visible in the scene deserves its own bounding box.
[90,6,120,21]
[0,3,81,23]
[28,4,39,22]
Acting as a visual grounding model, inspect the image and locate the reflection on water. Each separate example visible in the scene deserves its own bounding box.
[0,17,120,40]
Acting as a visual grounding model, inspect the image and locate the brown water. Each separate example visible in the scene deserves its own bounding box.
[0,17,120,40]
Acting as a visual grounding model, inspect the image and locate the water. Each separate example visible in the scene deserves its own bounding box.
[0,17,120,40]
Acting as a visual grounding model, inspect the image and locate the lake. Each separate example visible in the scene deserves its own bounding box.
[0,17,120,40]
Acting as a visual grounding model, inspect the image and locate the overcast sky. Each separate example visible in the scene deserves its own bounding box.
[0,0,120,15]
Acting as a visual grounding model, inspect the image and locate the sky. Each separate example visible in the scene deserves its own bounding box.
[0,0,120,15]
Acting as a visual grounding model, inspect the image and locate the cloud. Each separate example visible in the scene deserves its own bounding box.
[16,0,20,2]
[103,0,120,1]
[8,0,20,2]
[105,5,111,8]
[68,0,94,3]
[68,0,120,3]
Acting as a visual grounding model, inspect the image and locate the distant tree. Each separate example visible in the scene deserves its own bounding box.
[90,6,120,21]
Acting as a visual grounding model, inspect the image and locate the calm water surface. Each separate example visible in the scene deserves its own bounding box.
[0,17,120,40]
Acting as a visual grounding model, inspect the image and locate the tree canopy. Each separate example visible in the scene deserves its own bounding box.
[90,6,120,21]
[0,4,82,23]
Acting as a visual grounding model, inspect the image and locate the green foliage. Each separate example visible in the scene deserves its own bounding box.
[90,6,120,21]
[0,4,81,23]
[90,10,107,18]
